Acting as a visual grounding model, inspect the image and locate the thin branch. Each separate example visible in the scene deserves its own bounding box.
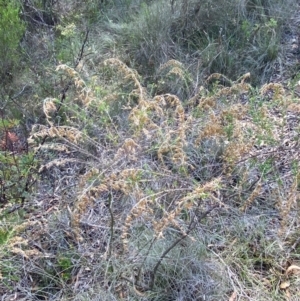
[106,192,114,259]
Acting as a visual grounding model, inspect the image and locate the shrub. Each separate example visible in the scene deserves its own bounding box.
[0,116,37,208]
[0,0,25,80]
[16,60,299,300]
[1,2,299,299]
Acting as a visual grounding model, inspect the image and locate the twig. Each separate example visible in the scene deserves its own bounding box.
[106,192,114,259]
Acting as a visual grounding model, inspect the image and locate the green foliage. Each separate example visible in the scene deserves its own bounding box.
[0,118,38,207]
[0,228,10,245]
[0,150,37,205]
[57,255,73,281]
[0,0,25,77]
[55,23,80,64]
[0,260,20,286]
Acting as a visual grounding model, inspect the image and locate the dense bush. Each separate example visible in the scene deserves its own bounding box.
[0,0,25,80]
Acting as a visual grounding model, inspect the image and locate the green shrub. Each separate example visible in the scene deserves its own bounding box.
[0,0,25,79]
[0,117,38,208]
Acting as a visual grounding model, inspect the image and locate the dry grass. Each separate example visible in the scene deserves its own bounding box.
[1,0,300,299]
[0,57,299,300]
[0,0,300,299]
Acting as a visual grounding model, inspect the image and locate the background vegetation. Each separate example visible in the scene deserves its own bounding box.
[0,0,299,300]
